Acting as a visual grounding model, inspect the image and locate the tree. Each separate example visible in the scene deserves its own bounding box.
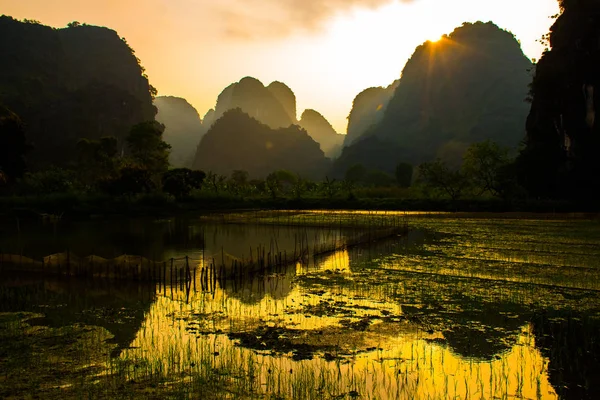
[76,136,119,185]
[365,169,395,187]
[292,177,308,199]
[231,170,249,186]
[19,167,76,195]
[126,121,171,173]
[322,176,339,199]
[418,159,469,201]
[162,168,206,198]
[102,166,155,196]
[206,171,226,195]
[0,106,30,183]
[395,162,414,187]
[462,141,510,197]
[345,164,367,184]
[266,170,297,197]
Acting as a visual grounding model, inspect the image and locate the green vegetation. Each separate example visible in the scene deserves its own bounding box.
[338,21,532,174]
[0,16,156,169]
[520,0,600,201]
[193,109,329,180]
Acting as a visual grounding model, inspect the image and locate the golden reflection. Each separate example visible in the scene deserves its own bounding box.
[122,292,557,400]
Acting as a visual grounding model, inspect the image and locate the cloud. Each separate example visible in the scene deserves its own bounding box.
[212,0,414,39]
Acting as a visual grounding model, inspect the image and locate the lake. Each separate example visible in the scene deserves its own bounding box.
[0,211,599,399]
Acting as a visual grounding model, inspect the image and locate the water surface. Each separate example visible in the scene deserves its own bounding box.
[0,212,598,399]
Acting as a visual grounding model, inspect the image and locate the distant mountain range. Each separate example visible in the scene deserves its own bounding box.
[1,16,534,181]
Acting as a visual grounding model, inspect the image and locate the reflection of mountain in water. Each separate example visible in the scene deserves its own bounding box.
[327,225,600,398]
[0,272,156,356]
[532,312,600,400]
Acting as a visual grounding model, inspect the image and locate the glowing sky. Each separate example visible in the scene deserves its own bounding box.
[1,0,560,133]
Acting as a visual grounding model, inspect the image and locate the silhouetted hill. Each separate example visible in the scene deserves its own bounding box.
[345,81,399,147]
[193,109,329,179]
[211,77,293,129]
[331,136,408,178]
[267,81,297,123]
[359,21,532,167]
[0,16,156,168]
[154,96,203,168]
[519,0,600,200]
[299,109,344,158]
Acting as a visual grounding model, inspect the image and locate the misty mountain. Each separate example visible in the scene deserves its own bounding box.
[0,16,156,169]
[267,81,297,123]
[345,80,399,147]
[211,77,294,129]
[299,109,344,158]
[338,21,532,174]
[193,108,329,179]
[154,96,203,168]
[201,77,345,160]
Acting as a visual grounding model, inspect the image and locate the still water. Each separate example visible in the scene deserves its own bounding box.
[0,212,599,399]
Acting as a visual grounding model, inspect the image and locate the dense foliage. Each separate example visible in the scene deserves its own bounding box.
[193,109,329,179]
[0,105,30,184]
[0,16,156,169]
[343,22,532,172]
[519,0,600,200]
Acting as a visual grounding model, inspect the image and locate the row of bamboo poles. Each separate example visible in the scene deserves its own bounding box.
[1,212,408,286]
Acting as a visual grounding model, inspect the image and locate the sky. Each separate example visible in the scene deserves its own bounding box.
[1,0,560,133]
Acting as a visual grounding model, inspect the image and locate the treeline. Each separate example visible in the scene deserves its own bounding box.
[0,106,534,207]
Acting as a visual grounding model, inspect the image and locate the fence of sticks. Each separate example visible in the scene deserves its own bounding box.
[205,223,407,285]
[1,211,409,287]
[0,252,195,285]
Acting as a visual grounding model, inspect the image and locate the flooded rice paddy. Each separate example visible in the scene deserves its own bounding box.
[0,211,599,399]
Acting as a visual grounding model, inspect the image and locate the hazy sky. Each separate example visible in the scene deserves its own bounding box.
[2,0,560,133]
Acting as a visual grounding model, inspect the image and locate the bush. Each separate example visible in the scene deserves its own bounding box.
[18,167,78,195]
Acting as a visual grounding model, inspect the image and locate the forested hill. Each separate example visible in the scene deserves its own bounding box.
[193,108,329,179]
[345,81,399,147]
[200,77,344,159]
[0,16,156,169]
[340,21,532,174]
[154,96,203,168]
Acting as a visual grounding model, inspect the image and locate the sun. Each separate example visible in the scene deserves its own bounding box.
[427,34,444,43]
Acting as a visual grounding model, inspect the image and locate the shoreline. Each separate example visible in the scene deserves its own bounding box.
[1,194,599,222]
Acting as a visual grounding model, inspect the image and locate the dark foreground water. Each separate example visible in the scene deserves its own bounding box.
[0,212,599,399]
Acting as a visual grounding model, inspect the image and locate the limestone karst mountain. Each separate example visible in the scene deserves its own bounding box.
[211,77,293,130]
[198,77,344,162]
[154,96,203,168]
[299,109,344,158]
[345,81,399,147]
[0,16,156,168]
[267,81,298,123]
[519,0,600,200]
[335,21,533,174]
[193,108,329,179]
